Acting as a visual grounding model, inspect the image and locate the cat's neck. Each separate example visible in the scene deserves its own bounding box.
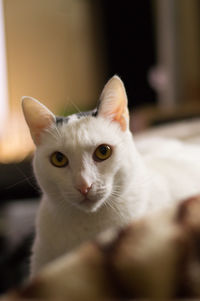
[42,193,135,231]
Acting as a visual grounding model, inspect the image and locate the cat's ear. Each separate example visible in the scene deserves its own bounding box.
[97,75,129,131]
[22,96,56,145]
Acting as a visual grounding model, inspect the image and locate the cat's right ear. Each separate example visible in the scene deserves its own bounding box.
[97,75,129,131]
[22,96,56,145]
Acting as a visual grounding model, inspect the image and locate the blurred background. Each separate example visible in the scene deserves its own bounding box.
[0,0,200,293]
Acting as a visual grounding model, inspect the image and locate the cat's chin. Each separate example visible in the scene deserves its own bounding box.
[74,197,105,213]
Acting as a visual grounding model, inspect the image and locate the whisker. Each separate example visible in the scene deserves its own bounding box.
[53,124,62,139]
[45,128,60,140]
[110,193,121,199]
[104,198,121,215]
[5,175,35,190]
[70,100,82,114]
[13,165,40,193]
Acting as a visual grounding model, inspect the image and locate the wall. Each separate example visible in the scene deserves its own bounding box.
[0,0,106,162]
[4,0,105,113]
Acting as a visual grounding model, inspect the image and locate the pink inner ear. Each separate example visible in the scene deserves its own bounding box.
[22,97,55,145]
[102,97,129,131]
[112,101,129,131]
[114,112,128,132]
[30,115,54,145]
[98,76,129,131]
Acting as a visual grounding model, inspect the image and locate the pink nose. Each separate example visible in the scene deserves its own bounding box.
[77,184,92,196]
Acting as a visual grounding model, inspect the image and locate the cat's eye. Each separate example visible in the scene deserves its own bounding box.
[50,152,68,168]
[93,144,112,162]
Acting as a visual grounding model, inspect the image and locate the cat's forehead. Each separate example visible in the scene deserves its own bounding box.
[54,114,123,149]
[56,109,98,126]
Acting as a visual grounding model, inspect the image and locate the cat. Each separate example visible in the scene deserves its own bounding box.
[22,75,200,276]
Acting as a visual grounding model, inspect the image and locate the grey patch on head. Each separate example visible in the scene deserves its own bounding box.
[76,109,98,119]
[56,116,70,126]
[56,108,98,126]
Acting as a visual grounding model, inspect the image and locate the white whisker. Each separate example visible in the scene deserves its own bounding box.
[5,175,36,190]
[44,128,59,141]
[70,100,82,114]
[13,165,40,193]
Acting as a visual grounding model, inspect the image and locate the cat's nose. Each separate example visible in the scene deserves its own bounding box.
[77,184,92,196]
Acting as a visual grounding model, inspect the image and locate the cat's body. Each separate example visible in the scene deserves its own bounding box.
[22,76,200,276]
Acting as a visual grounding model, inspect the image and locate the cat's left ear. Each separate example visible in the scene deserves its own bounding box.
[22,96,56,145]
[97,75,129,131]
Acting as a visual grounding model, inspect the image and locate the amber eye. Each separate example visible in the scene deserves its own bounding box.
[50,151,68,168]
[93,144,112,162]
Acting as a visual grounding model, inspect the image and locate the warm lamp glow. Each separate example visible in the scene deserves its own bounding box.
[0,0,8,135]
[0,112,35,163]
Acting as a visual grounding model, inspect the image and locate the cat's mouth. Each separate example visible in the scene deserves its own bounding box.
[74,188,111,212]
[78,195,105,212]
[80,196,98,205]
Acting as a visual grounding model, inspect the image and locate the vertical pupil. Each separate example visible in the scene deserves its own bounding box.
[100,146,107,155]
[56,152,63,162]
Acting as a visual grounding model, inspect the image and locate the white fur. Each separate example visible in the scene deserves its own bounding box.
[26,76,200,276]
[30,114,200,276]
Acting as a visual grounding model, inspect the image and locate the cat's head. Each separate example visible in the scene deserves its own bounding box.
[22,76,134,213]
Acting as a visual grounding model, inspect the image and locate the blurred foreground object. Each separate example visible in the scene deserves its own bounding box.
[5,195,200,300]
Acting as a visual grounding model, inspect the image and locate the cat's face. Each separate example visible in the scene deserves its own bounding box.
[34,116,132,212]
[22,76,131,212]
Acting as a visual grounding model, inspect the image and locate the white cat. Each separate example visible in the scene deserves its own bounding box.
[22,76,200,276]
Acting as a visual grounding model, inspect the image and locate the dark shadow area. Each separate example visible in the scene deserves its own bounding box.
[0,160,39,293]
[0,160,40,202]
[101,0,157,108]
